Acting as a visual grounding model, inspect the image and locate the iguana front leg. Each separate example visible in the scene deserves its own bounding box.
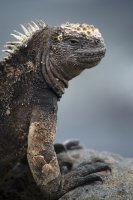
[27,95,61,199]
[27,95,110,200]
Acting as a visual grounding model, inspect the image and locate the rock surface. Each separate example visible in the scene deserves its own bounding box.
[0,148,133,200]
[59,149,133,200]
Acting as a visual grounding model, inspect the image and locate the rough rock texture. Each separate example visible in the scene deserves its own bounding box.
[0,148,133,200]
[59,149,133,200]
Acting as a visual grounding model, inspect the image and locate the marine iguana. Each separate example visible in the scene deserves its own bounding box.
[0,20,109,199]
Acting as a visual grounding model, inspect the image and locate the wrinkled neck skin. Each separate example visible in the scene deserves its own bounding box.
[41,54,68,98]
[41,53,85,99]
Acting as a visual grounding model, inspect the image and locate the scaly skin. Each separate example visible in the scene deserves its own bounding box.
[0,21,108,199]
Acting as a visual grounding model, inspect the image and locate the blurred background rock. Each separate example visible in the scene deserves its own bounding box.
[0,0,132,157]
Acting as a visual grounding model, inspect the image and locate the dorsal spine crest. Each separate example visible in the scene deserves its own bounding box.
[2,20,46,59]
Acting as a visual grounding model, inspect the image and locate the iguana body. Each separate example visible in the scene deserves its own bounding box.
[0,21,109,199]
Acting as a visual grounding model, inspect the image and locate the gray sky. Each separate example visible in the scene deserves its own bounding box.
[0,0,133,156]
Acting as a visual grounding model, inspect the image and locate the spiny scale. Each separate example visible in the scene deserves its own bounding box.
[20,24,30,36]
[2,20,46,58]
[13,30,27,38]
[10,33,23,41]
[2,49,13,53]
[4,44,16,49]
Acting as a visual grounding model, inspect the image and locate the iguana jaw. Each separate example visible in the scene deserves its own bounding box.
[77,47,106,68]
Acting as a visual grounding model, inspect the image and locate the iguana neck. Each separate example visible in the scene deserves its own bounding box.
[41,55,69,98]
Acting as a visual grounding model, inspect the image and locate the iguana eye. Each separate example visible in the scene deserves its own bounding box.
[69,39,79,45]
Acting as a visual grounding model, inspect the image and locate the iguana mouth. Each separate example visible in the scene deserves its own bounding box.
[77,48,106,64]
[78,48,106,58]
[79,56,103,63]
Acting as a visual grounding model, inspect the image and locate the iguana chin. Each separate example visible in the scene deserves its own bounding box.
[0,20,109,199]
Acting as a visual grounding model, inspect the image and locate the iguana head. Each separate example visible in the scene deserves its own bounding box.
[50,23,105,71]
[3,21,106,98]
[42,23,106,97]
